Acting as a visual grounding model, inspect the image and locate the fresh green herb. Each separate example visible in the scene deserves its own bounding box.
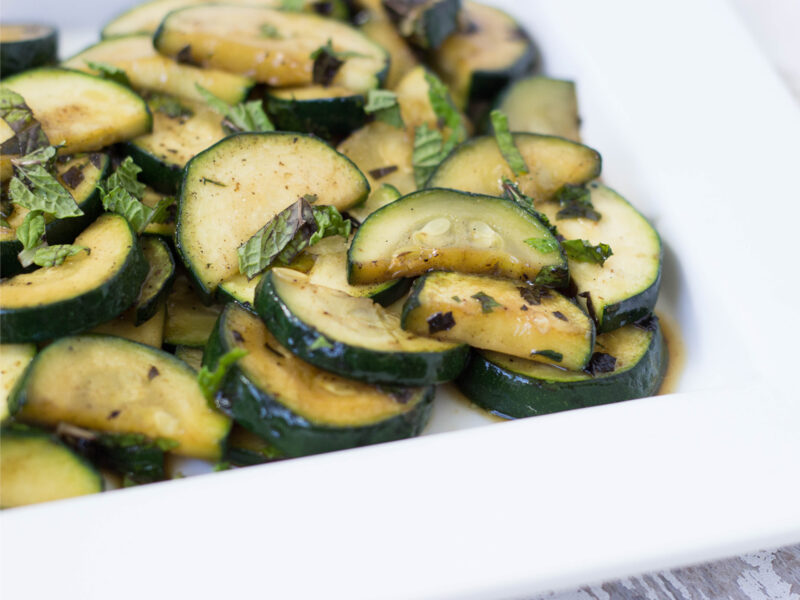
[471,291,502,313]
[149,94,194,119]
[425,71,466,147]
[531,350,564,363]
[149,195,176,224]
[260,23,281,38]
[105,156,146,199]
[195,84,274,135]
[32,244,88,268]
[309,335,333,350]
[15,210,44,251]
[279,0,306,10]
[524,237,559,253]
[155,438,180,452]
[310,39,368,61]
[197,348,249,401]
[303,193,318,204]
[98,157,162,234]
[562,239,613,266]
[490,109,528,176]
[238,197,351,279]
[0,216,10,229]
[0,88,49,155]
[365,90,404,128]
[412,124,445,187]
[213,461,232,472]
[533,264,569,288]
[122,475,138,488]
[554,184,601,221]
[451,296,461,302]
[86,61,132,88]
[9,147,83,218]
[501,178,561,238]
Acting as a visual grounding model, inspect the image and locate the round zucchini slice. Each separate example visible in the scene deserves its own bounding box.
[0,68,152,156]
[0,24,58,78]
[255,268,468,385]
[496,76,581,142]
[382,0,461,50]
[0,152,110,279]
[457,317,667,418]
[1,343,36,423]
[9,335,231,460]
[133,236,176,326]
[0,425,103,508]
[401,271,596,371]
[347,188,567,286]
[206,302,434,457]
[427,133,601,202]
[265,85,367,140]
[164,273,222,348]
[63,35,254,106]
[176,132,369,300]
[154,5,389,93]
[0,214,149,343]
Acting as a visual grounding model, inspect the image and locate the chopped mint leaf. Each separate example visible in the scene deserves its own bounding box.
[101,186,154,233]
[106,156,146,199]
[412,124,445,187]
[309,335,333,350]
[490,109,528,176]
[16,210,44,251]
[280,0,306,9]
[99,157,167,233]
[149,94,194,119]
[155,438,180,452]
[198,348,248,402]
[524,237,559,253]
[365,90,404,128]
[471,291,502,313]
[9,147,83,219]
[425,71,466,151]
[0,216,10,229]
[531,349,564,363]
[195,84,274,134]
[260,23,281,38]
[533,265,569,288]
[554,184,601,221]
[309,204,352,244]
[32,244,88,267]
[451,296,461,302]
[562,239,613,266]
[501,178,561,239]
[149,195,176,224]
[427,311,455,334]
[587,352,617,375]
[0,88,49,155]
[86,61,131,88]
[213,461,232,472]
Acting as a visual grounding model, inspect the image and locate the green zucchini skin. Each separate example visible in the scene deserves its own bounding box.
[134,236,176,326]
[205,305,435,457]
[457,318,667,418]
[383,0,461,50]
[254,271,468,385]
[61,431,168,484]
[265,93,367,140]
[598,270,662,333]
[123,141,183,194]
[0,25,58,78]
[0,215,149,343]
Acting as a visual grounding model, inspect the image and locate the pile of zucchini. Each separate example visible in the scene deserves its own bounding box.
[0,0,667,508]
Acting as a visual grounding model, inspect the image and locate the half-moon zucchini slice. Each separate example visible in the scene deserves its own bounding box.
[265,86,367,140]
[347,188,567,285]
[401,271,595,371]
[90,303,167,349]
[255,268,468,385]
[206,302,434,457]
[154,5,389,93]
[164,273,222,347]
[496,76,581,142]
[176,132,368,299]
[0,214,149,343]
[382,0,461,50]
[457,317,667,418]
[0,68,152,155]
[133,236,176,326]
[9,335,231,460]
[0,24,58,78]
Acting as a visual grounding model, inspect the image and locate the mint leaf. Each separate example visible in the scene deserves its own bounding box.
[554,184,601,221]
[149,195,176,224]
[149,94,193,119]
[562,239,613,266]
[198,348,248,401]
[425,71,466,153]
[0,88,49,155]
[86,61,131,88]
[99,157,163,233]
[524,237,559,253]
[280,0,306,9]
[32,244,88,267]
[16,209,44,250]
[9,148,83,219]
[501,178,561,239]
[365,90,404,128]
[309,205,352,244]
[101,186,153,233]
[260,23,281,38]
[309,335,333,350]
[195,85,273,134]
[412,124,445,187]
[106,156,146,199]
[471,291,502,313]
[490,109,528,176]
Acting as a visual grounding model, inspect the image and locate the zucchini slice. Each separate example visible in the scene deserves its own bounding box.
[346,182,401,225]
[382,0,461,50]
[355,0,419,89]
[10,335,231,460]
[164,273,222,347]
[255,268,468,385]
[402,271,595,371]
[125,95,227,194]
[154,5,389,93]
[430,1,538,109]
[496,76,581,142]
[0,425,103,508]
[265,86,367,140]
[175,345,203,371]
[1,152,110,278]
[225,425,284,466]
[0,68,152,156]
[134,236,176,326]
[0,214,149,344]
[427,133,601,201]
[0,24,58,78]
[347,188,567,285]
[206,302,434,457]
[90,303,167,349]
[176,132,368,299]
[538,183,662,332]
[1,344,36,423]
[63,35,254,105]
[457,318,667,418]
[141,187,176,239]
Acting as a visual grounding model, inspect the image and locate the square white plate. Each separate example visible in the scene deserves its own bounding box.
[2,1,800,598]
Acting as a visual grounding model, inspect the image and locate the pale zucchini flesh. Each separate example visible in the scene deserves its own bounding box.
[1,344,37,423]
[90,303,167,349]
[164,274,222,347]
[497,76,581,142]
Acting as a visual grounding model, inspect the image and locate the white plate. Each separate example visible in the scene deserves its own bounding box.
[3,1,800,598]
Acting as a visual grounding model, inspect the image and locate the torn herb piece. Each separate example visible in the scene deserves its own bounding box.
[32,244,88,268]
[427,311,455,334]
[531,349,563,363]
[309,335,333,350]
[149,195,176,224]
[175,45,194,65]
[280,0,306,10]
[101,186,153,233]
[501,178,562,240]
[9,148,83,218]
[518,285,551,306]
[105,156,146,199]
[524,237,559,253]
[562,239,613,266]
[365,89,404,128]
[311,44,343,86]
[149,94,194,119]
[0,88,49,156]
[195,84,273,134]
[587,352,616,375]
[368,165,398,179]
[15,210,44,250]
[412,124,445,187]
[198,348,248,402]
[260,23,281,38]
[490,109,528,176]
[425,71,465,144]
[554,184,601,221]
[86,61,132,88]
[471,291,502,313]
[533,265,569,288]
